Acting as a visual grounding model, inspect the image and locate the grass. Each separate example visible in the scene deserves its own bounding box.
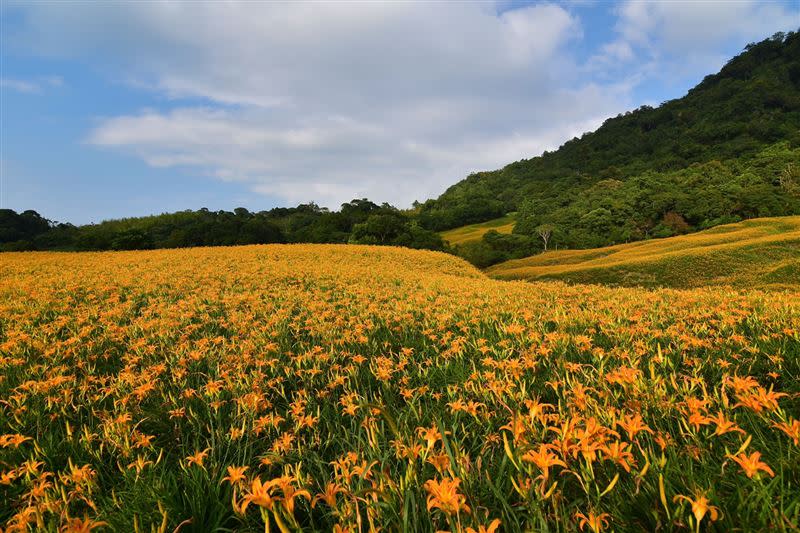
[440,213,517,245]
[487,216,800,289]
[1,244,798,532]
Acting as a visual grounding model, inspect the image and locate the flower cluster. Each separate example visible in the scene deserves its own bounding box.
[0,244,798,531]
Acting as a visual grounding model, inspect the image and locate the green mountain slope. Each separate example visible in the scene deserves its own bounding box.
[417,32,800,264]
[486,216,800,289]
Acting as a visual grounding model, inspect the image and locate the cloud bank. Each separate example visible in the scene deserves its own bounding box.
[8,1,799,207]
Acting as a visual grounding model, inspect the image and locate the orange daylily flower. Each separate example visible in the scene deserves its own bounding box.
[773,419,800,445]
[221,465,248,486]
[465,519,501,533]
[576,511,611,532]
[271,476,311,515]
[728,451,775,479]
[312,482,346,508]
[59,516,108,533]
[674,490,720,530]
[0,434,31,448]
[709,412,744,436]
[617,413,653,441]
[602,441,636,472]
[417,425,445,450]
[424,477,470,516]
[239,478,279,513]
[185,449,210,468]
[521,444,567,481]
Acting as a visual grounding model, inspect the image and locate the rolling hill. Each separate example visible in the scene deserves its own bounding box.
[487,215,800,289]
[2,242,799,531]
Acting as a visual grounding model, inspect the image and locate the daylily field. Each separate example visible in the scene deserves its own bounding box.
[0,245,798,532]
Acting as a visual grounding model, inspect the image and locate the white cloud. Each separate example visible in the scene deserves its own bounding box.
[0,76,61,94]
[1,78,40,93]
[6,1,798,208]
[612,0,798,74]
[88,83,619,207]
[16,1,622,207]
[617,0,796,51]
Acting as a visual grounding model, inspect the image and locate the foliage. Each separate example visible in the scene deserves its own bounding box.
[453,231,538,269]
[418,32,800,264]
[1,245,798,532]
[0,210,54,248]
[0,199,445,253]
[348,208,447,250]
[488,215,800,289]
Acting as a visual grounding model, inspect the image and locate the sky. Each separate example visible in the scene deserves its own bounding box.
[1,1,798,225]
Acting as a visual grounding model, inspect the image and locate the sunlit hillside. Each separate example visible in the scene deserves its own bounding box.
[439,213,516,245]
[420,33,800,251]
[1,244,798,532]
[487,216,800,289]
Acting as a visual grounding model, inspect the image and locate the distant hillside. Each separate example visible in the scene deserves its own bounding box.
[487,216,800,289]
[417,32,800,266]
[440,213,516,245]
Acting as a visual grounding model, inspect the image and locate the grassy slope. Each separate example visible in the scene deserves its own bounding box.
[487,216,800,289]
[439,213,516,245]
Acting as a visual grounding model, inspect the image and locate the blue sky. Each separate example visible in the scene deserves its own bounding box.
[1,1,798,224]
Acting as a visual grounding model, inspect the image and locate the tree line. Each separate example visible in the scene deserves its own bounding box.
[0,200,446,253]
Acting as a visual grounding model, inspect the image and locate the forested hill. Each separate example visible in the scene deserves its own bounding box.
[415,31,800,265]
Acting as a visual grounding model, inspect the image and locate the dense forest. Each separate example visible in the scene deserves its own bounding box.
[2,32,799,263]
[417,31,800,265]
[0,200,445,252]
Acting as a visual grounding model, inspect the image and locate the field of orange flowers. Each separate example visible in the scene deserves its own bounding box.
[1,244,798,532]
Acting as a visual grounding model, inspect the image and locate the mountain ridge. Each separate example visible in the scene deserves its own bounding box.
[415,31,800,267]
